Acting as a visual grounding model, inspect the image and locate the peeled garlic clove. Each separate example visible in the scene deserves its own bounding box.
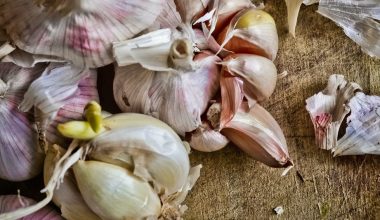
[0,195,62,219]
[306,74,362,150]
[189,122,229,152]
[114,51,220,136]
[318,0,380,58]
[221,102,292,168]
[222,54,278,102]
[217,8,279,61]
[0,63,46,181]
[20,63,99,147]
[0,0,164,67]
[89,117,190,195]
[333,92,380,156]
[44,145,101,220]
[73,160,161,220]
[174,0,210,23]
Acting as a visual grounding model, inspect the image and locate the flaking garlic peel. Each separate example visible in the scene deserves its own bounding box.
[0,101,201,220]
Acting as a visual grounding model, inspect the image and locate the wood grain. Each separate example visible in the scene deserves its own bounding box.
[184,1,380,219]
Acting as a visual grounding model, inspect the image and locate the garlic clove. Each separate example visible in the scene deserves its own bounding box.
[189,122,229,152]
[306,74,362,150]
[113,51,221,136]
[285,0,304,37]
[73,160,161,220]
[222,54,278,102]
[19,63,99,147]
[217,8,279,61]
[0,0,164,67]
[0,63,45,181]
[44,145,101,220]
[333,92,380,156]
[0,195,63,219]
[89,122,190,195]
[221,102,292,168]
[318,0,380,58]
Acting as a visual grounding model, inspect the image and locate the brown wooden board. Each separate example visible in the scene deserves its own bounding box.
[184,1,380,219]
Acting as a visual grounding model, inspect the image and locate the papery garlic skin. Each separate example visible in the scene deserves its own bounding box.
[217,8,279,61]
[44,145,102,220]
[306,74,362,150]
[73,160,161,220]
[0,0,164,67]
[113,51,221,136]
[222,103,292,168]
[0,63,45,181]
[0,195,63,219]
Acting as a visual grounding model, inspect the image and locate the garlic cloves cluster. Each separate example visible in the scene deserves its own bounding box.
[112,1,292,168]
[306,74,380,156]
[1,101,201,219]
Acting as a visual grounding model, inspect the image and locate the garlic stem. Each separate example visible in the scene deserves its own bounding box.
[167,39,194,71]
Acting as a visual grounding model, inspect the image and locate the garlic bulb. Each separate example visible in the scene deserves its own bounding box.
[19,63,99,147]
[0,0,165,67]
[0,195,63,220]
[0,63,45,181]
[114,40,220,136]
[217,8,279,61]
[307,74,380,156]
[1,102,201,219]
[221,102,292,168]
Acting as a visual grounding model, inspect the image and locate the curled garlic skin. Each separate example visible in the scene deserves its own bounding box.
[306,74,380,156]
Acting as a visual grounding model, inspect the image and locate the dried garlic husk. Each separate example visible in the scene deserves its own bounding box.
[306,74,361,150]
[216,8,279,61]
[0,195,62,219]
[221,102,292,168]
[318,0,380,58]
[73,160,161,219]
[221,54,278,102]
[153,0,182,30]
[0,0,164,67]
[114,43,220,136]
[44,145,101,220]
[175,0,210,24]
[20,63,99,147]
[0,63,45,181]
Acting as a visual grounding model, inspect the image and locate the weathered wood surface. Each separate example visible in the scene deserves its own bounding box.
[184,1,380,219]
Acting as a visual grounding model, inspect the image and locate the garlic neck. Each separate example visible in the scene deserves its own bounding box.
[167,39,194,71]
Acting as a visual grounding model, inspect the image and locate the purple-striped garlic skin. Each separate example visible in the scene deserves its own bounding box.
[0,195,63,219]
[0,63,45,181]
[0,0,165,67]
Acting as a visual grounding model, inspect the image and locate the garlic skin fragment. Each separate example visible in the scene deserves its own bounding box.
[306,74,362,150]
[222,54,278,102]
[190,122,229,152]
[217,8,279,61]
[221,103,292,168]
[333,92,380,156]
[0,195,63,219]
[43,145,102,220]
[174,0,210,24]
[0,63,45,181]
[73,160,161,220]
[0,0,164,67]
[318,0,380,58]
[113,51,220,136]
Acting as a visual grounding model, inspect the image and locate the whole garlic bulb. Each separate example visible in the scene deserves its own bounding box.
[0,195,63,220]
[0,63,45,181]
[0,0,165,67]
